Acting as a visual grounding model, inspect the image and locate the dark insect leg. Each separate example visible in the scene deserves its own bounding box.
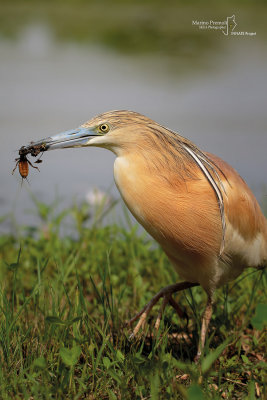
[12,159,20,175]
[27,159,40,171]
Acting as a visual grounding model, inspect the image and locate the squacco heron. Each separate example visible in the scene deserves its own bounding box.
[27,110,267,359]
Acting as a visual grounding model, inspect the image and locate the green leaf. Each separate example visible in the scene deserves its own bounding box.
[201,338,230,374]
[103,356,111,369]
[116,350,125,362]
[173,359,197,374]
[32,357,47,370]
[106,369,122,385]
[248,381,256,400]
[4,247,21,271]
[108,389,117,400]
[45,316,66,325]
[150,372,159,400]
[68,316,82,325]
[187,384,205,400]
[251,303,267,330]
[241,354,250,364]
[59,345,81,366]
[45,315,82,326]
[5,262,19,271]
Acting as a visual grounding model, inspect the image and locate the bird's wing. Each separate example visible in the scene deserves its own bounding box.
[205,152,267,244]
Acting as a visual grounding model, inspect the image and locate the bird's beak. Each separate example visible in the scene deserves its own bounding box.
[28,127,99,152]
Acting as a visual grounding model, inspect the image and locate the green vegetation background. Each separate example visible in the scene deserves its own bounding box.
[0,0,266,69]
[0,195,266,399]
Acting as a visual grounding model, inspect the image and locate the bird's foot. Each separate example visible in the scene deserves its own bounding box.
[125,281,198,338]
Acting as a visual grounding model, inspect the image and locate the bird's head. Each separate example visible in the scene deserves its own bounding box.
[30,110,156,156]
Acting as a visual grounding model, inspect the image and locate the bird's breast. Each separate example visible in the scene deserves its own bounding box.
[113,154,222,264]
[113,156,147,224]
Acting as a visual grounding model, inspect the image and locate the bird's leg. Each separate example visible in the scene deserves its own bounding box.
[154,295,170,331]
[168,295,189,324]
[155,294,190,331]
[194,295,213,363]
[126,281,199,338]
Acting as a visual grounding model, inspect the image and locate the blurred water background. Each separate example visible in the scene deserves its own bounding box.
[0,0,266,232]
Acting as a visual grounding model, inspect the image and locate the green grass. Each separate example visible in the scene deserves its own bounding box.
[0,198,266,399]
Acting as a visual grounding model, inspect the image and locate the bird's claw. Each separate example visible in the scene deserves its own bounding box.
[124,282,197,338]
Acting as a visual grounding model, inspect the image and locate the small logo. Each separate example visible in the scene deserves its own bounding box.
[222,15,237,36]
[192,15,256,37]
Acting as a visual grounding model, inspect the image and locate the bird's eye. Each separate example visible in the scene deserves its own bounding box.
[99,124,110,133]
